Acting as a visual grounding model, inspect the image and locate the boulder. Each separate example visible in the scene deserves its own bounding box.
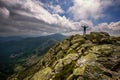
[31,67,52,80]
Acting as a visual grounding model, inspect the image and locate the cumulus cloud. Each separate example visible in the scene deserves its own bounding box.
[68,0,112,20]
[0,0,86,36]
[72,20,93,31]
[93,21,120,36]
[0,0,69,36]
[109,21,120,31]
[48,5,64,14]
[63,21,120,36]
[1,0,55,24]
[0,0,119,36]
[0,7,10,18]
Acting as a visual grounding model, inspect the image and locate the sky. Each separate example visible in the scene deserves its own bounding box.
[0,0,120,36]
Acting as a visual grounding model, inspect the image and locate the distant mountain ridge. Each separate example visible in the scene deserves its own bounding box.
[0,36,25,43]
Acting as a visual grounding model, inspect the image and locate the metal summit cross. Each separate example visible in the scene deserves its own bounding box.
[81,25,88,36]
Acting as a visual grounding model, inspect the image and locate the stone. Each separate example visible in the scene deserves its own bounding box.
[31,67,52,80]
[73,64,86,76]
[54,59,64,73]
[71,42,80,49]
[71,38,84,45]
[63,53,79,65]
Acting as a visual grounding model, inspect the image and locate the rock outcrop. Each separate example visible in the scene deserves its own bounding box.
[8,32,120,80]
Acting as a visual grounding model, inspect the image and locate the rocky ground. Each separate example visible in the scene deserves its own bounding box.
[8,32,120,80]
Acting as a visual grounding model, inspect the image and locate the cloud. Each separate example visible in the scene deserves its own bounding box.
[0,0,82,36]
[47,5,64,14]
[94,21,120,36]
[63,21,120,36]
[0,0,68,36]
[72,20,93,31]
[68,0,112,20]
[109,21,120,31]
[0,7,10,18]
[0,0,55,24]
[0,0,119,36]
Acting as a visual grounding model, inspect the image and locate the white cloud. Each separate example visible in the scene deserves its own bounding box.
[109,21,120,31]
[64,21,120,36]
[18,0,57,24]
[11,0,73,31]
[0,0,74,36]
[94,21,120,36]
[1,0,55,24]
[68,0,112,20]
[72,20,93,31]
[95,21,120,32]
[0,7,10,18]
[0,0,120,36]
[12,0,65,25]
[49,5,64,14]
[94,23,109,32]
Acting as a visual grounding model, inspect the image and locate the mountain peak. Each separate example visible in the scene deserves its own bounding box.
[9,32,120,80]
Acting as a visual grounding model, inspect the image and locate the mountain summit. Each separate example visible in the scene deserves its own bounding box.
[9,32,120,80]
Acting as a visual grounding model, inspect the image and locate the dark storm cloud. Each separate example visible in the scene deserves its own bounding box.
[0,0,67,36]
[0,14,62,36]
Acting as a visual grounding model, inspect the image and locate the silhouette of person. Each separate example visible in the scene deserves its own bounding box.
[81,25,88,36]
